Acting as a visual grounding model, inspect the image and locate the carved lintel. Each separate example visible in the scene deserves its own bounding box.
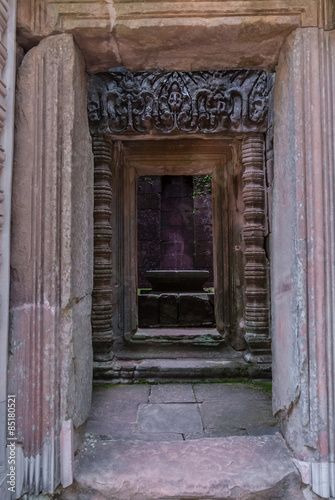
[92,134,114,357]
[87,68,271,136]
[242,134,271,362]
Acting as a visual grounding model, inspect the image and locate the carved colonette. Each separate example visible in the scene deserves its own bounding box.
[92,135,114,356]
[242,135,270,361]
[88,68,272,361]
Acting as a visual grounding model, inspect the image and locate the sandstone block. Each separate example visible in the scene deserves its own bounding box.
[179,294,215,327]
[17,1,323,73]
[138,294,159,327]
[159,294,178,326]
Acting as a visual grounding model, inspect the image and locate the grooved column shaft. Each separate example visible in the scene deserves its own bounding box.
[92,135,113,355]
[242,134,271,359]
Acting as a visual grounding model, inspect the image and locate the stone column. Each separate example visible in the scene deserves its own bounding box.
[92,135,114,358]
[241,134,271,362]
[273,27,335,499]
[0,1,17,498]
[9,34,94,496]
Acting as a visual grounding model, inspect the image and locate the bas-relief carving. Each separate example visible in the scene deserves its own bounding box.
[87,69,270,135]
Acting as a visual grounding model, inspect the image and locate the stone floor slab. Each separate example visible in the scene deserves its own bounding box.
[194,382,265,402]
[137,403,203,433]
[149,383,195,403]
[89,385,150,422]
[57,434,305,499]
[199,398,276,430]
[85,420,137,439]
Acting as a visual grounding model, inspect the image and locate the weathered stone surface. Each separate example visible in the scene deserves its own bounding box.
[150,383,195,403]
[159,294,178,326]
[8,34,94,495]
[194,383,276,430]
[200,396,275,430]
[133,327,223,345]
[17,2,327,73]
[138,403,203,433]
[0,1,17,494]
[135,358,251,381]
[57,434,304,499]
[147,271,209,293]
[179,293,215,326]
[138,294,159,327]
[273,27,335,499]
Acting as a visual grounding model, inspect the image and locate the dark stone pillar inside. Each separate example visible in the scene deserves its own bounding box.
[160,176,195,270]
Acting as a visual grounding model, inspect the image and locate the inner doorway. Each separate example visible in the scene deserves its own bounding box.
[118,138,246,351]
[137,173,217,344]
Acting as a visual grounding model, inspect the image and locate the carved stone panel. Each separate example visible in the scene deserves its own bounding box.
[87,69,271,136]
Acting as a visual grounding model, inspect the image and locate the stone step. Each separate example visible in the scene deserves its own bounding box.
[93,357,272,384]
[115,340,236,359]
[132,327,223,345]
[54,434,304,499]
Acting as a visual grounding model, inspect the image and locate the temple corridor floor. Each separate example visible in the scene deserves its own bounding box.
[55,383,305,499]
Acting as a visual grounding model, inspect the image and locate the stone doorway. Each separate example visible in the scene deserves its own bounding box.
[7,4,335,497]
[137,172,217,342]
[88,68,272,369]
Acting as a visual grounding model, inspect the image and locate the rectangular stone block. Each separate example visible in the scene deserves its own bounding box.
[179,294,215,327]
[137,176,161,194]
[137,193,161,211]
[138,294,159,327]
[159,294,179,327]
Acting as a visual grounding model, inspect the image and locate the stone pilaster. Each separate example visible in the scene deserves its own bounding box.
[0,2,17,497]
[273,27,335,499]
[9,34,94,496]
[241,134,271,362]
[92,135,114,358]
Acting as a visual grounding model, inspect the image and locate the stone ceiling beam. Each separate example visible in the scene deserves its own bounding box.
[16,0,333,73]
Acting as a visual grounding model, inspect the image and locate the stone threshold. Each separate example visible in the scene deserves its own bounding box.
[131,327,223,345]
[54,434,304,500]
[93,357,272,384]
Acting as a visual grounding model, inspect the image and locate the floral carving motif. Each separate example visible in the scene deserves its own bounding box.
[87,68,270,135]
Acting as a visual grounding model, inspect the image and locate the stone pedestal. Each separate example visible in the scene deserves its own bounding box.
[138,292,215,329]
[273,27,335,499]
[8,34,94,496]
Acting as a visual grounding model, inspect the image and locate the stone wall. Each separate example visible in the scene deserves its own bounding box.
[137,175,214,288]
[137,176,162,288]
[193,175,214,286]
[161,176,195,271]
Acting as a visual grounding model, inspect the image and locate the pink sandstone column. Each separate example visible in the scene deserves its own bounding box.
[273,27,335,499]
[9,34,94,496]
